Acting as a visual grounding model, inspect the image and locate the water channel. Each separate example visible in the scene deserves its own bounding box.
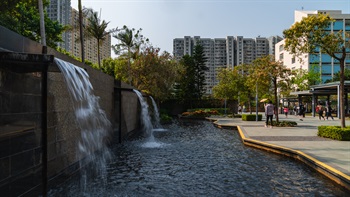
[49,120,348,196]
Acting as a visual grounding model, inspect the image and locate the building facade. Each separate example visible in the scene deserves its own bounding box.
[46,0,72,51]
[70,8,112,65]
[275,10,350,83]
[173,35,278,95]
[47,0,111,65]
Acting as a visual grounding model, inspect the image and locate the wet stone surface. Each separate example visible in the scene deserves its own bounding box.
[48,121,348,196]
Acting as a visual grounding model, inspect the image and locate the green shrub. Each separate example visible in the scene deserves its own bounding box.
[233,114,242,118]
[160,113,172,124]
[189,108,231,115]
[242,114,262,121]
[272,120,297,127]
[318,126,350,141]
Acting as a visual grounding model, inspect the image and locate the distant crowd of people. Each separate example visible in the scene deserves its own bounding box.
[262,100,335,128]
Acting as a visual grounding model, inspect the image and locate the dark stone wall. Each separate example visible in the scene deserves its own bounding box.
[0,69,43,196]
[0,25,142,196]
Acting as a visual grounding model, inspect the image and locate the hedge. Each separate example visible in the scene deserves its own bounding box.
[271,120,297,127]
[318,126,350,141]
[242,114,262,121]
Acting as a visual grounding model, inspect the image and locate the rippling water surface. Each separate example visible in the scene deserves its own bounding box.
[49,120,348,196]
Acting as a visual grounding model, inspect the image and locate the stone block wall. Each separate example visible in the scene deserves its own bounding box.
[0,69,43,196]
[0,25,142,196]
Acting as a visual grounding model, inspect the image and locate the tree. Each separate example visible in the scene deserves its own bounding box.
[101,57,128,81]
[213,65,253,113]
[131,47,182,101]
[283,13,350,127]
[324,68,350,83]
[249,55,291,122]
[213,68,238,100]
[0,1,66,48]
[174,55,196,106]
[84,9,112,68]
[291,65,321,91]
[113,26,149,85]
[192,44,208,99]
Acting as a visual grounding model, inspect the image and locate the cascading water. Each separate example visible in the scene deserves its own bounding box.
[149,96,161,129]
[54,58,112,194]
[133,90,165,148]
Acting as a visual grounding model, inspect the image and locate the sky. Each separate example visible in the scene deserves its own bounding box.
[71,0,350,56]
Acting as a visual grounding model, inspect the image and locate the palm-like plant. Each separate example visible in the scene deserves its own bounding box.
[85,9,111,68]
[113,26,148,85]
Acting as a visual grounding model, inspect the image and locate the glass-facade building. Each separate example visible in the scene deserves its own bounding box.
[276,10,350,83]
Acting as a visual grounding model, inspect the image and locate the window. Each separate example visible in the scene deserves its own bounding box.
[279,53,284,60]
[279,44,284,52]
[333,20,344,31]
[345,19,350,31]
[321,54,332,63]
[321,64,332,74]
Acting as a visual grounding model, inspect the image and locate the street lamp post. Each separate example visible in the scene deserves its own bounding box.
[256,81,258,121]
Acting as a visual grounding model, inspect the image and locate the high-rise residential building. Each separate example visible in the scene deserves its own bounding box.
[70,8,111,65]
[275,10,350,83]
[46,0,72,51]
[173,36,275,95]
[268,36,283,56]
[47,0,111,65]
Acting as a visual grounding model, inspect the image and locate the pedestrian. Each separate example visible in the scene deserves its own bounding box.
[326,103,334,120]
[265,100,274,128]
[293,105,297,116]
[283,106,289,118]
[316,103,325,120]
[299,103,305,121]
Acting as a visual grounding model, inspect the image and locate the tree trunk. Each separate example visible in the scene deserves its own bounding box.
[78,0,85,63]
[128,47,131,85]
[274,78,279,122]
[97,39,101,69]
[340,52,346,128]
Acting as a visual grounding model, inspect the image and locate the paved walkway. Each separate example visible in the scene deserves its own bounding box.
[209,114,350,190]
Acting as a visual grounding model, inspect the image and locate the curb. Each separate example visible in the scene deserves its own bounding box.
[236,125,350,191]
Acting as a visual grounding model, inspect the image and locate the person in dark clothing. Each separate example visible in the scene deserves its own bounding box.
[316,103,325,120]
[326,104,334,120]
[299,103,305,121]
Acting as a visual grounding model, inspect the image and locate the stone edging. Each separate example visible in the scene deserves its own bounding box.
[237,125,350,191]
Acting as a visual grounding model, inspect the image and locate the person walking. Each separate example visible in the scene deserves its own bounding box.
[326,103,334,120]
[299,103,305,121]
[283,106,289,118]
[265,100,274,128]
[316,103,325,120]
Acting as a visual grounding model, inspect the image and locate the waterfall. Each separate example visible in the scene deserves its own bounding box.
[150,96,161,129]
[133,89,154,139]
[133,90,167,148]
[54,58,112,194]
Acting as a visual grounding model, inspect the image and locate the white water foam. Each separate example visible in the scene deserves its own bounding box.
[54,58,112,194]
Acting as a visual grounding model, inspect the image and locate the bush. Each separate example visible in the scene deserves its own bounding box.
[318,126,350,141]
[160,113,172,124]
[233,114,242,118]
[189,108,227,115]
[242,114,262,121]
[181,109,219,118]
[272,120,297,127]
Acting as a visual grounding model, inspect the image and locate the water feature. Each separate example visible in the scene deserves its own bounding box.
[149,96,161,129]
[48,120,348,196]
[54,58,112,194]
[133,89,166,148]
[150,96,168,133]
